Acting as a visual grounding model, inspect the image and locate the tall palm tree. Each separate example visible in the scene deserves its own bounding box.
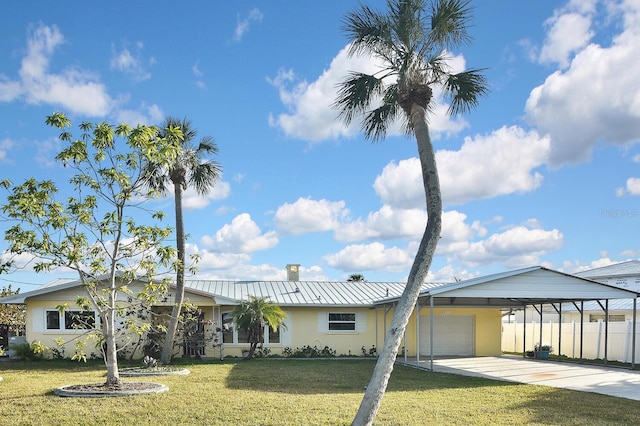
[144,117,222,364]
[334,1,487,424]
[233,296,287,359]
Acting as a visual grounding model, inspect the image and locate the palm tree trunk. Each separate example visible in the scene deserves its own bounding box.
[160,182,186,364]
[352,102,442,426]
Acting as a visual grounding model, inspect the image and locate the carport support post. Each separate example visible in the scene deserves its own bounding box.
[416,298,420,364]
[430,295,434,371]
[633,298,637,369]
[539,304,543,351]
[522,304,527,358]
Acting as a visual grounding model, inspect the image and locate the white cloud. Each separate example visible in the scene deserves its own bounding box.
[274,197,348,235]
[373,126,549,208]
[0,24,112,116]
[268,45,468,143]
[182,180,231,210]
[624,177,640,195]
[201,213,278,253]
[235,8,263,41]
[335,205,426,242]
[110,43,153,81]
[192,63,206,89]
[0,138,14,162]
[324,242,412,273]
[454,226,564,268]
[538,12,594,67]
[114,103,164,126]
[187,247,251,271]
[526,2,640,166]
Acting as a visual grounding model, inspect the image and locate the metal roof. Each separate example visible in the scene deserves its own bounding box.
[575,260,640,279]
[376,266,639,308]
[185,280,442,306]
[0,277,443,307]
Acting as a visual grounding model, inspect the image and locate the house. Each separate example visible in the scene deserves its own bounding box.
[1,265,636,365]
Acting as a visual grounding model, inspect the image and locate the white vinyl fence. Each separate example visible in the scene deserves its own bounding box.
[502,320,639,363]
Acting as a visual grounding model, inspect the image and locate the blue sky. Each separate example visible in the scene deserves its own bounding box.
[1,0,639,292]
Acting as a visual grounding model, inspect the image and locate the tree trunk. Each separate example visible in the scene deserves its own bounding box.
[352,102,442,426]
[161,182,186,364]
[103,292,120,386]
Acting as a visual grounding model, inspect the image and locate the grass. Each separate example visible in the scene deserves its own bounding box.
[2,358,640,425]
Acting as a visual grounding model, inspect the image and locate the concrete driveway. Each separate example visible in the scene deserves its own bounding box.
[401,356,640,401]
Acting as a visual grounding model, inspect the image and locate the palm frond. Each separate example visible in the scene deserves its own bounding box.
[361,91,400,142]
[189,161,222,196]
[196,136,219,155]
[334,72,385,125]
[343,4,393,58]
[428,0,474,49]
[443,68,489,116]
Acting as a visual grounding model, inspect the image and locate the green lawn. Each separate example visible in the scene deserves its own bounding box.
[1,358,639,425]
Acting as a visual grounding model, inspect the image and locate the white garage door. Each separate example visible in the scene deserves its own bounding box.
[419,315,474,356]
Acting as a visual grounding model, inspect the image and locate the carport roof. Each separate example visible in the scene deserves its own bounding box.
[376,266,639,308]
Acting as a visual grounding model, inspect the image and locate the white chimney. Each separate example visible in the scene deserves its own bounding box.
[286,264,300,281]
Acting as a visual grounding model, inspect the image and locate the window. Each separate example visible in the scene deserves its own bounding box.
[46,311,61,330]
[45,310,96,330]
[589,314,625,322]
[64,311,96,330]
[328,313,356,331]
[221,311,281,345]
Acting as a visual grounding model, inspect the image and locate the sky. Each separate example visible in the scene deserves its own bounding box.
[1,0,639,292]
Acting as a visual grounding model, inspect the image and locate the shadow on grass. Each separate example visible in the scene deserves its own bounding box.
[223,358,519,395]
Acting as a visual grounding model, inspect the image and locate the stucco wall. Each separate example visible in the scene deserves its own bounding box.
[376,306,503,357]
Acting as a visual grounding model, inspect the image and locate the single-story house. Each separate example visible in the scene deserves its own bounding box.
[1,265,637,366]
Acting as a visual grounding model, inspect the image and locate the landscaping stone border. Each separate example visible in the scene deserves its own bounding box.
[55,382,169,397]
[120,368,190,377]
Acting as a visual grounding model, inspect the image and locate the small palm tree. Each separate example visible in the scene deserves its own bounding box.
[347,274,366,282]
[334,1,487,424]
[233,296,287,360]
[143,117,222,364]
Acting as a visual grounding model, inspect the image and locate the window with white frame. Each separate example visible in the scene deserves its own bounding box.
[318,312,365,333]
[45,310,96,330]
[221,311,281,344]
[328,313,356,331]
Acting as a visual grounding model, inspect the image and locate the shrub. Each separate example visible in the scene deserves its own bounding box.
[283,345,336,358]
[10,341,50,360]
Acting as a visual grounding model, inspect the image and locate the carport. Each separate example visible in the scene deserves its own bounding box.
[380,266,639,370]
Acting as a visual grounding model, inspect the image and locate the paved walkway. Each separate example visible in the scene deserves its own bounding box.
[398,356,640,401]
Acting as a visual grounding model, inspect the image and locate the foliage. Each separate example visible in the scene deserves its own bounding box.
[1,113,182,385]
[282,345,337,358]
[334,1,488,423]
[535,343,553,352]
[9,341,50,360]
[347,273,366,282]
[361,345,377,357]
[2,360,640,425]
[233,296,287,359]
[143,116,222,364]
[0,284,26,335]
